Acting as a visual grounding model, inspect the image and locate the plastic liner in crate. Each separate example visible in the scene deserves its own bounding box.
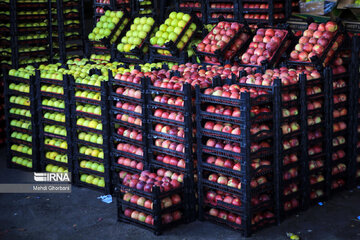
[193,19,252,65]
[206,0,240,23]
[236,24,294,68]
[4,72,40,172]
[287,19,347,67]
[149,10,202,59]
[113,13,157,63]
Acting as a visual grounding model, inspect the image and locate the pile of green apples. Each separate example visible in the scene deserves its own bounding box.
[80,174,106,187]
[75,90,101,101]
[11,156,32,168]
[9,96,30,106]
[76,103,102,116]
[18,22,47,28]
[44,137,68,149]
[8,67,35,79]
[76,117,103,130]
[78,145,104,159]
[10,119,31,130]
[117,16,155,53]
[150,12,196,55]
[18,10,48,16]
[45,164,68,173]
[44,111,66,122]
[9,108,31,117]
[10,144,32,155]
[42,98,65,109]
[18,34,47,40]
[8,83,30,93]
[74,74,107,87]
[40,71,64,81]
[44,125,67,136]
[78,131,103,145]
[45,151,68,163]
[41,84,64,95]
[19,57,49,65]
[19,46,46,52]
[80,160,105,173]
[88,10,129,43]
[10,132,32,142]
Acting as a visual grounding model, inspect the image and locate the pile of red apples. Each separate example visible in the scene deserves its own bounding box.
[290,21,339,62]
[241,28,287,65]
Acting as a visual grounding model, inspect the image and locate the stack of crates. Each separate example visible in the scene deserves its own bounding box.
[70,68,112,193]
[196,79,279,237]
[108,68,149,186]
[36,66,73,175]
[4,67,39,171]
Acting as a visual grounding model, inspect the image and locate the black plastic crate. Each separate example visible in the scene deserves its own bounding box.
[206,0,240,24]
[115,171,193,235]
[148,10,202,60]
[238,0,290,26]
[193,19,252,65]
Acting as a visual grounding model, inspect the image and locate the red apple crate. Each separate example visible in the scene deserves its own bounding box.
[287,20,347,67]
[193,19,252,65]
[149,10,202,58]
[237,26,293,68]
[206,0,240,22]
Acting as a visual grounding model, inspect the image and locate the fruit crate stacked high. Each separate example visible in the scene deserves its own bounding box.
[70,68,112,193]
[238,0,290,27]
[108,68,149,187]
[51,0,86,63]
[195,80,280,237]
[149,11,201,63]
[177,0,206,23]
[35,66,73,175]
[9,0,52,68]
[4,67,39,171]
[239,69,306,220]
[0,0,11,145]
[0,0,11,69]
[287,21,347,203]
[351,36,360,186]
[146,72,197,220]
[206,0,239,24]
[324,62,352,195]
[115,170,191,235]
